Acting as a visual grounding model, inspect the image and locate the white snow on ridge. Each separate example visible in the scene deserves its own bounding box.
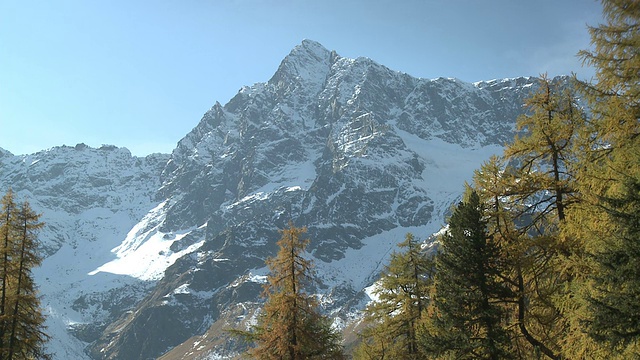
[110,201,168,256]
[364,282,382,303]
[395,125,502,194]
[89,231,205,281]
[312,128,503,304]
[226,150,318,210]
[89,201,205,281]
[314,224,437,292]
[30,195,165,359]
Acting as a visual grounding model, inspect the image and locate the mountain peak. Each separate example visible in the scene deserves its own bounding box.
[268,39,334,90]
[0,147,12,158]
[6,39,554,359]
[298,39,330,56]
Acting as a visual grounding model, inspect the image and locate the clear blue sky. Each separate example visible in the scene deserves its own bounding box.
[1,0,603,156]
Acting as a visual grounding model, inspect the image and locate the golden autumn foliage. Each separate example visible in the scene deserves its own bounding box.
[0,190,49,360]
[240,224,345,360]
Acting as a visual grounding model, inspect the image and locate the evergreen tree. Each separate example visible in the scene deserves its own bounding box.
[0,191,49,359]
[243,223,344,359]
[355,233,433,360]
[575,0,640,354]
[461,3,640,357]
[473,158,539,358]
[421,189,512,359]
[587,179,640,350]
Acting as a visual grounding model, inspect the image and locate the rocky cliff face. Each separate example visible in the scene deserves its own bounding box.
[0,144,169,359]
[0,40,563,359]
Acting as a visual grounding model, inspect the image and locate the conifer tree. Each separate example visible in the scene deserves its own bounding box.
[468,75,587,359]
[461,3,640,357]
[0,189,17,357]
[505,75,583,227]
[575,0,640,354]
[473,157,551,359]
[503,76,585,359]
[243,223,344,359]
[355,233,433,360]
[0,191,49,359]
[421,189,512,359]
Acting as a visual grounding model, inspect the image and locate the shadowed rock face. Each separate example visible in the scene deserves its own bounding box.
[1,40,567,359]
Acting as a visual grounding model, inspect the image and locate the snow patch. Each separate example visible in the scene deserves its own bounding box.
[89,202,206,281]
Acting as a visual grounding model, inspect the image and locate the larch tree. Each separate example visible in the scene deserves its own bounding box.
[574,0,640,355]
[0,189,17,357]
[504,75,583,227]
[475,156,556,359]
[355,233,434,360]
[0,191,49,359]
[468,75,587,359]
[421,189,513,359]
[243,223,344,360]
[501,75,585,359]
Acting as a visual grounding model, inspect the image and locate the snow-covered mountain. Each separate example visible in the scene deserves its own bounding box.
[0,145,169,359]
[0,40,560,359]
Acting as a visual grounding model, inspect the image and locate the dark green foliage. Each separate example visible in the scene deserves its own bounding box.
[422,190,513,359]
[587,178,640,348]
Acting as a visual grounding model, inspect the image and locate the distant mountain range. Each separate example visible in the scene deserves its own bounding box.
[0,40,565,359]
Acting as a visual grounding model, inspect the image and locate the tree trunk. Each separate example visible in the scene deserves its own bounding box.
[7,215,28,360]
[517,268,560,360]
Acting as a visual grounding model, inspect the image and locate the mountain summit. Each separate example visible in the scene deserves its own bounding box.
[269,39,334,89]
[0,40,560,359]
